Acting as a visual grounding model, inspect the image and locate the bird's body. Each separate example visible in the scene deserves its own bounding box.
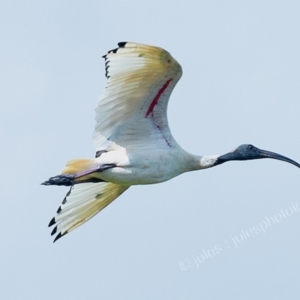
[87,147,200,185]
[44,42,300,242]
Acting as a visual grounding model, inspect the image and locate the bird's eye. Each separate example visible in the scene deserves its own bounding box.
[247,145,253,150]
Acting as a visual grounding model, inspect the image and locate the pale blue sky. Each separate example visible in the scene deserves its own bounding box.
[1,1,300,299]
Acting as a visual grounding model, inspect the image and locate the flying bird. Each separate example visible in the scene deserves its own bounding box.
[43,42,300,242]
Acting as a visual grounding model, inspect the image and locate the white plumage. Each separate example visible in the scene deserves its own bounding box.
[44,42,300,242]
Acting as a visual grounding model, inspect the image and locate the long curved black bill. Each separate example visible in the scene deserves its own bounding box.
[259,149,300,169]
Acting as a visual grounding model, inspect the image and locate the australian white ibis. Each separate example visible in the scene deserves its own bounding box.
[43,42,300,242]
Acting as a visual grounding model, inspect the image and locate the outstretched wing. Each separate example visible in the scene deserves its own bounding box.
[47,43,182,242]
[93,42,182,151]
[48,182,129,242]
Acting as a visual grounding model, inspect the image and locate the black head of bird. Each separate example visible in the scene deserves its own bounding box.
[215,144,300,168]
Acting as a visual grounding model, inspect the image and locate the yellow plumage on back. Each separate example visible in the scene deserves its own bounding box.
[62,159,96,175]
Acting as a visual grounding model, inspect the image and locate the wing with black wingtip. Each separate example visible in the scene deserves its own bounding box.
[93,42,182,151]
[48,182,129,242]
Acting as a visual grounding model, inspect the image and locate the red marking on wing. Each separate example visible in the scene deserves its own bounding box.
[146,79,173,117]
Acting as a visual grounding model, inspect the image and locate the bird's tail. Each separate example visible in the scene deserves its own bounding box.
[48,182,130,242]
[42,159,114,186]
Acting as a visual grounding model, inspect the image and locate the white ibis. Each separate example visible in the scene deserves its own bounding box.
[43,42,300,242]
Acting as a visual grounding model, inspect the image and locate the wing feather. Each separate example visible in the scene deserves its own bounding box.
[93,42,182,151]
[48,182,129,242]
[47,43,182,241]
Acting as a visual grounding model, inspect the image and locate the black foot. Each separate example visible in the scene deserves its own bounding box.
[42,174,75,186]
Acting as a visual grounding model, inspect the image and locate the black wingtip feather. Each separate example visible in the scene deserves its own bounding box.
[118,42,127,47]
[51,226,57,236]
[109,47,118,54]
[53,231,67,243]
[103,42,127,59]
[48,217,56,227]
[56,206,62,213]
